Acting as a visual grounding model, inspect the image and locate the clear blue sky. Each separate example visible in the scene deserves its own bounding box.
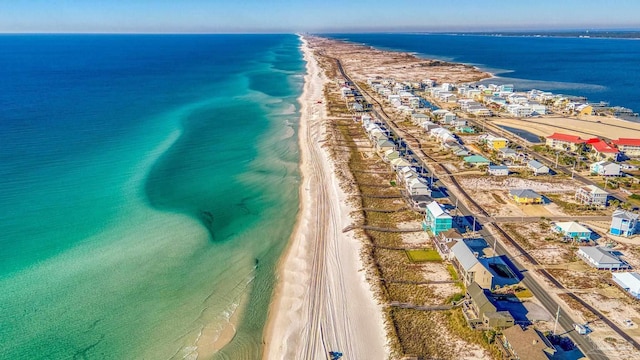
[2,0,640,33]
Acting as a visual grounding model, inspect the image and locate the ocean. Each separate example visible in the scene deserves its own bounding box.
[327,33,640,114]
[0,34,303,359]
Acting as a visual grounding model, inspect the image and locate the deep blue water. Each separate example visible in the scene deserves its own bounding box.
[0,34,303,359]
[326,33,640,112]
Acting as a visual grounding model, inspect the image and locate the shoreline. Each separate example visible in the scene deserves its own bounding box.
[262,36,388,359]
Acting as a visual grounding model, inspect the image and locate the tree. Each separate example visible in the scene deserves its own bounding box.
[609,199,621,209]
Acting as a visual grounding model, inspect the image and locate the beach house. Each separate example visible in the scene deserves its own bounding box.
[434,228,464,257]
[463,155,491,167]
[554,221,592,241]
[610,210,640,237]
[463,282,514,330]
[612,272,640,299]
[590,161,621,176]
[575,185,608,207]
[451,242,494,289]
[497,148,518,160]
[577,246,630,271]
[545,133,585,151]
[612,138,640,157]
[424,201,453,235]
[501,326,557,360]
[527,160,549,175]
[481,134,509,150]
[487,165,509,176]
[411,112,429,125]
[509,189,543,205]
[406,177,431,197]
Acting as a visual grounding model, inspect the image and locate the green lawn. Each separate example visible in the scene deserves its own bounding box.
[406,249,442,262]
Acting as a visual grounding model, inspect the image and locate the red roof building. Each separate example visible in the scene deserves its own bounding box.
[613,138,640,157]
[545,132,585,151]
[587,138,619,160]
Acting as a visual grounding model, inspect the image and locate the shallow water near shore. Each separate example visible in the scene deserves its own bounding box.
[0,34,303,359]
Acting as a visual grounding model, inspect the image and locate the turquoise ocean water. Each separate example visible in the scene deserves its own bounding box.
[0,34,303,359]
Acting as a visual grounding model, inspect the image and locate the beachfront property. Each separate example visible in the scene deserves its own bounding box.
[577,246,630,271]
[610,210,640,237]
[545,132,585,151]
[433,228,464,257]
[424,201,453,235]
[462,282,515,330]
[451,242,495,289]
[590,160,621,176]
[406,177,431,197]
[463,155,490,167]
[612,138,640,157]
[575,185,609,207]
[500,325,557,360]
[527,160,549,175]
[383,149,400,162]
[376,138,395,153]
[487,165,509,176]
[612,272,640,299]
[509,189,543,205]
[553,221,592,241]
[587,138,619,161]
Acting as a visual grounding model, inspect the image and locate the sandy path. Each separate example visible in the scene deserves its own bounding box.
[262,37,388,359]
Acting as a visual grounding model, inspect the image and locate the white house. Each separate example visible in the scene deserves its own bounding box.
[407,177,431,196]
[488,165,509,176]
[575,185,608,207]
[590,161,621,177]
[577,246,630,271]
[527,160,550,175]
[612,272,640,299]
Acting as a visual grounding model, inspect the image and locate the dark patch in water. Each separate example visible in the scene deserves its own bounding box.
[236,197,253,215]
[72,334,105,360]
[199,210,215,239]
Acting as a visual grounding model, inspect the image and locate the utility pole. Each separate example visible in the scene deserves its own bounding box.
[553,305,560,335]
[555,152,559,168]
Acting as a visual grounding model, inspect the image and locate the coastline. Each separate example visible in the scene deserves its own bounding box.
[263,36,388,359]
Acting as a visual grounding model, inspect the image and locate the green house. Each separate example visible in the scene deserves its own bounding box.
[463,155,490,166]
[424,201,453,235]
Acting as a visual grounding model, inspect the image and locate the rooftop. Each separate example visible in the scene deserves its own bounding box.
[426,201,451,219]
[546,132,584,144]
[555,221,591,234]
[509,189,542,199]
[589,139,619,153]
[578,246,623,265]
[502,325,556,360]
[612,209,639,221]
[613,138,640,146]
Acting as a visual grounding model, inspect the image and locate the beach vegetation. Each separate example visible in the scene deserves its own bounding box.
[405,248,442,262]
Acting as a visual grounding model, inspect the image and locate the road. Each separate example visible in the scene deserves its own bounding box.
[327,55,615,359]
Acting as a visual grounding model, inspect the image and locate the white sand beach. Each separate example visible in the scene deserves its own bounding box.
[262,37,388,359]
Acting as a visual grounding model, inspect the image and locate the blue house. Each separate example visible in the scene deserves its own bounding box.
[554,221,592,241]
[424,201,453,235]
[610,210,640,237]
